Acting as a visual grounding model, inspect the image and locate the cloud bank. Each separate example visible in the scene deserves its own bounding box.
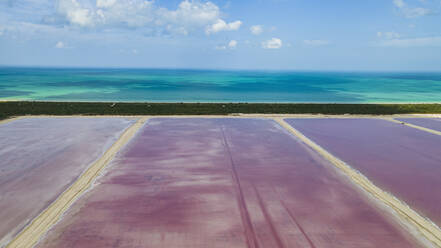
[377,31,400,39]
[377,36,441,47]
[206,19,242,35]
[250,25,263,35]
[216,39,237,50]
[303,40,330,46]
[393,0,435,18]
[55,41,66,48]
[4,0,242,36]
[262,38,282,49]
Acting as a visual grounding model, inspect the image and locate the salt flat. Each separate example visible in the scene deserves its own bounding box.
[286,118,441,232]
[0,117,136,247]
[35,118,422,248]
[2,116,440,248]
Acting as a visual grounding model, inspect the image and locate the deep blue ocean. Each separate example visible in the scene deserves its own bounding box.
[1,67,440,103]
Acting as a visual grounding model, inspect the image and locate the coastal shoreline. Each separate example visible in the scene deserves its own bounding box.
[1,101,441,121]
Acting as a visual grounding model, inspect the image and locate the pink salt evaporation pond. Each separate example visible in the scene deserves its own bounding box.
[396,118,441,132]
[36,118,422,248]
[286,118,441,229]
[0,117,136,246]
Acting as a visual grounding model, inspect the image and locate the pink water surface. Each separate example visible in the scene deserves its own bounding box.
[396,118,441,132]
[0,117,135,245]
[37,118,421,248]
[286,118,441,228]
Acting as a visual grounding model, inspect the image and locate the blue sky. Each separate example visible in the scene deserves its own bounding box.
[1,0,441,70]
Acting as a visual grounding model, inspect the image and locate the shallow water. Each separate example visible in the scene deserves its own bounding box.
[0,117,135,246]
[1,67,441,102]
[286,118,441,228]
[37,118,421,248]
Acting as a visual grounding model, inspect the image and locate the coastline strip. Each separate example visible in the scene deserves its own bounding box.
[0,117,23,125]
[273,117,441,248]
[1,102,441,120]
[384,118,441,137]
[1,113,441,120]
[5,117,148,248]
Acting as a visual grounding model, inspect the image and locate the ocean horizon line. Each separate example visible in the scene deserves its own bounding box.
[2,65,441,74]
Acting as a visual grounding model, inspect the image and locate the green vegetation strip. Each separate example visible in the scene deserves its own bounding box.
[1,101,441,120]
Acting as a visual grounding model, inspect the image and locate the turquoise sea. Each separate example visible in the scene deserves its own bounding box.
[1,67,441,103]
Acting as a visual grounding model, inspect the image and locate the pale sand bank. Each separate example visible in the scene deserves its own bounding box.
[385,118,441,137]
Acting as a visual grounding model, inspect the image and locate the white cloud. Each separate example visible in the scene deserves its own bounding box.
[117,48,141,54]
[56,0,98,27]
[52,0,241,36]
[402,7,433,18]
[228,40,237,49]
[377,31,400,39]
[393,0,434,18]
[250,25,263,35]
[96,0,118,8]
[393,0,405,8]
[262,38,282,49]
[377,36,441,47]
[303,39,330,46]
[216,39,237,50]
[161,1,220,29]
[55,41,66,48]
[206,19,242,34]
